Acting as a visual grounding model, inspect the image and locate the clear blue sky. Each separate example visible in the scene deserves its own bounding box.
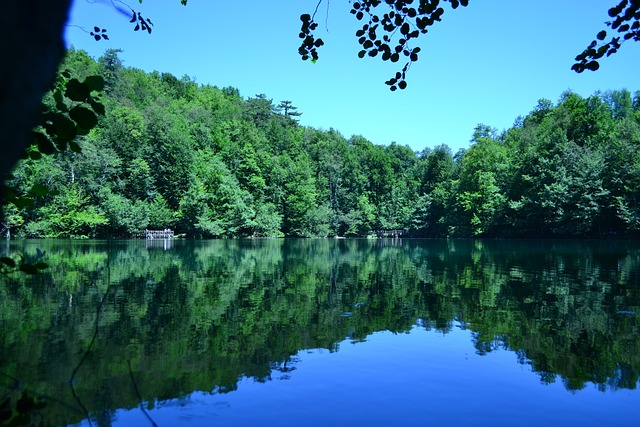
[65,0,640,153]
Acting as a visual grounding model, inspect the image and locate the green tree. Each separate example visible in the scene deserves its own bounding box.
[282,153,322,237]
[4,46,639,239]
[100,105,149,162]
[453,130,509,236]
[100,189,149,236]
[253,203,284,237]
[1,0,636,203]
[25,183,108,238]
[126,157,155,200]
[148,194,177,229]
[276,100,302,125]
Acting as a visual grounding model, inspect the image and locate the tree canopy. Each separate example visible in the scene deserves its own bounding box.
[1,1,638,211]
[3,49,639,239]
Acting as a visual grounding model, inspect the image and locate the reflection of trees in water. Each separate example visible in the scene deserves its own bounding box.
[0,239,638,424]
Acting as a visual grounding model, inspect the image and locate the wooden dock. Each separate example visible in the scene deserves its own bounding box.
[144,229,174,239]
[375,229,407,238]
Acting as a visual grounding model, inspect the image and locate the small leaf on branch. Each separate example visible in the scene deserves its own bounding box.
[19,264,38,275]
[0,257,16,268]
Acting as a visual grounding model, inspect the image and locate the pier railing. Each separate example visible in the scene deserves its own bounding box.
[144,229,174,239]
[374,229,407,238]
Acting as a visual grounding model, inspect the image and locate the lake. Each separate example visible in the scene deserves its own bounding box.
[1,238,639,426]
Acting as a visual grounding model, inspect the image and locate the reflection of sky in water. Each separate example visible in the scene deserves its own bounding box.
[109,325,640,427]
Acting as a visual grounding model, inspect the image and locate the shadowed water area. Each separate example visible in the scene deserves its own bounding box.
[1,238,639,426]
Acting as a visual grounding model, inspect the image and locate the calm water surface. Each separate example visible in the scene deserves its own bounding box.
[1,239,639,426]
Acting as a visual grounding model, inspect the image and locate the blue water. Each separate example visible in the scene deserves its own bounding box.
[112,325,640,427]
[2,238,639,426]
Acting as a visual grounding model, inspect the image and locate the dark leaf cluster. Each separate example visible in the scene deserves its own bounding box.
[3,72,104,212]
[0,392,47,426]
[300,0,469,90]
[90,26,109,41]
[298,13,324,62]
[573,0,640,72]
[0,249,48,275]
[130,10,154,34]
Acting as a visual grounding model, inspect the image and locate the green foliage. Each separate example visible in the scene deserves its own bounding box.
[99,189,148,237]
[0,248,48,276]
[148,194,176,229]
[3,49,640,239]
[0,392,47,426]
[24,184,108,238]
[253,203,283,237]
[2,65,104,211]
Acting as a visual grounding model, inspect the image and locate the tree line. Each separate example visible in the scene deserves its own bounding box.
[3,48,640,239]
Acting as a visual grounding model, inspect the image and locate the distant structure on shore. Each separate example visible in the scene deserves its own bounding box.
[144,229,174,239]
[375,229,406,238]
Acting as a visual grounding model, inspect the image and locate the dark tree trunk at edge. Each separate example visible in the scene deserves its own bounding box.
[0,0,72,201]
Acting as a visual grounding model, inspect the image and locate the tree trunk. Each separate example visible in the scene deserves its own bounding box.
[1,0,72,200]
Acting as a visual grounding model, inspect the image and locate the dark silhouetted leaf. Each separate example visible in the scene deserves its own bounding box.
[69,141,82,153]
[0,257,16,268]
[65,79,90,102]
[32,130,54,154]
[16,393,36,414]
[12,196,34,209]
[84,75,104,92]
[586,60,600,71]
[19,264,38,275]
[51,113,77,141]
[89,99,106,115]
[29,184,49,197]
[28,150,42,160]
[70,106,98,130]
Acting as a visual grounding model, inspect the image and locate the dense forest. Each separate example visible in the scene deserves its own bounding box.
[2,48,640,239]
